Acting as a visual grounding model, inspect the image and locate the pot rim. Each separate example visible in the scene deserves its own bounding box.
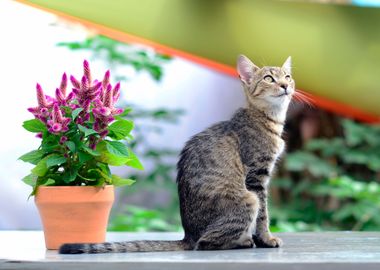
[35,185,114,203]
[37,185,114,190]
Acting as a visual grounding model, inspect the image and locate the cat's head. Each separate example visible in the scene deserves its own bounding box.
[237,55,294,111]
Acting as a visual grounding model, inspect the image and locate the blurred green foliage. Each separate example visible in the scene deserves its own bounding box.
[108,205,181,232]
[58,35,171,81]
[271,119,380,232]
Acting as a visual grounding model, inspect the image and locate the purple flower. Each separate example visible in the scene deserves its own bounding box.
[36,83,51,108]
[47,104,70,134]
[93,85,123,117]
[55,73,74,106]
[103,70,110,86]
[69,104,80,110]
[45,95,56,105]
[27,59,124,149]
[70,61,102,113]
[59,136,68,144]
[89,136,98,150]
[113,82,121,102]
[40,108,49,117]
[92,83,123,139]
[100,70,110,101]
[59,73,68,96]
[27,83,54,123]
[70,74,81,89]
[83,59,92,85]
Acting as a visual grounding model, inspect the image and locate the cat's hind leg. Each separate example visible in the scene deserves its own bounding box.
[195,226,254,250]
[195,192,259,251]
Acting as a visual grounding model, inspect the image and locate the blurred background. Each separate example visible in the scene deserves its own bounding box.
[1,0,379,232]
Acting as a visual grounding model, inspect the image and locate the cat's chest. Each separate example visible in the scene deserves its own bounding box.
[269,137,285,166]
[263,135,285,158]
[275,138,285,157]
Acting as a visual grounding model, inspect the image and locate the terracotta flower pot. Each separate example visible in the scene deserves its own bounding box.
[35,185,114,250]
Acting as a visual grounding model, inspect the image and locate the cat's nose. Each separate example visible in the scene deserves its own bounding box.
[280,83,288,91]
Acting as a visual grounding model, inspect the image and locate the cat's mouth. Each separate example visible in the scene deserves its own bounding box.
[271,93,288,98]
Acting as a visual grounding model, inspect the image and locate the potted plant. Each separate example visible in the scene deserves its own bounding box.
[18,60,143,249]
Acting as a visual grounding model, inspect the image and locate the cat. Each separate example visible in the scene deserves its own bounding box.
[59,54,294,254]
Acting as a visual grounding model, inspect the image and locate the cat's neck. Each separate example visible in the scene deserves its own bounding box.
[247,100,289,124]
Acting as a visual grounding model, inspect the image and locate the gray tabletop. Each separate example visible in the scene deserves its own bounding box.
[1,231,380,270]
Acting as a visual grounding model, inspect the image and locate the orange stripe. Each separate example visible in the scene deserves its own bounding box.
[295,91,380,124]
[16,0,380,123]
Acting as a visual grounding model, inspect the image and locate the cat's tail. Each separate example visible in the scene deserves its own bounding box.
[59,239,192,254]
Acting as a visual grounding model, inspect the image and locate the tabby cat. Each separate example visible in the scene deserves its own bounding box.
[59,55,294,254]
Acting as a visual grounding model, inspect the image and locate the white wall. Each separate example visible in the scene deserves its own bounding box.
[0,0,244,229]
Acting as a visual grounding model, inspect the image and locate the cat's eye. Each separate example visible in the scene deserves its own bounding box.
[285,75,291,81]
[264,75,275,83]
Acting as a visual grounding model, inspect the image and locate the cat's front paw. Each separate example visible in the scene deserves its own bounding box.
[252,234,283,248]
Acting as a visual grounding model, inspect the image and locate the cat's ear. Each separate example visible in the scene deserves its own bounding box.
[237,55,259,84]
[282,56,292,74]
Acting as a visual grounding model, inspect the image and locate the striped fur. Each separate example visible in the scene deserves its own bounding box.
[59,240,191,254]
[59,55,294,254]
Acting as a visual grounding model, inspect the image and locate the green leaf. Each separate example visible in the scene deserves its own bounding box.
[286,151,337,177]
[126,149,144,170]
[106,141,130,157]
[23,119,47,133]
[96,142,142,169]
[65,141,76,152]
[82,145,101,156]
[117,108,132,117]
[96,141,130,166]
[97,163,111,178]
[97,169,111,180]
[41,134,60,153]
[78,151,93,163]
[306,138,345,157]
[111,174,135,186]
[108,119,134,140]
[88,168,111,185]
[63,166,79,183]
[18,150,45,165]
[22,174,38,186]
[72,108,83,120]
[46,155,67,168]
[77,172,97,181]
[44,178,55,186]
[342,119,367,146]
[31,157,49,176]
[78,124,98,137]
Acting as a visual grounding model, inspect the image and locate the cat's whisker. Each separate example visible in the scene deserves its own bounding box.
[296,89,315,100]
[293,96,313,108]
[296,97,313,108]
[293,90,315,108]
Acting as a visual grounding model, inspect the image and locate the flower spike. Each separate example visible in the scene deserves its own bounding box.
[36,83,48,108]
[102,70,110,88]
[104,84,113,107]
[28,59,123,138]
[59,73,67,96]
[70,75,81,89]
[83,60,92,84]
[81,75,89,91]
[113,82,121,102]
[52,104,63,123]
[55,88,65,104]
[47,104,70,134]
